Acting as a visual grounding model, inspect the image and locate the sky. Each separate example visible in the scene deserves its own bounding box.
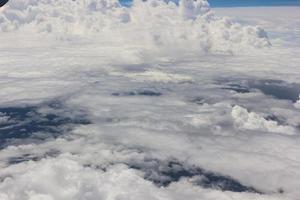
[119,0,300,7]
[208,0,300,7]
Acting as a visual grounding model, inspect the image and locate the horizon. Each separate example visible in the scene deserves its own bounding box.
[119,0,300,7]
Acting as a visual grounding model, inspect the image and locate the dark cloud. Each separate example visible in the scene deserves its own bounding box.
[0,0,9,7]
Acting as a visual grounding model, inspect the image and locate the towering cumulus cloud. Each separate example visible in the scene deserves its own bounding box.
[2,1,299,200]
[0,0,269,55]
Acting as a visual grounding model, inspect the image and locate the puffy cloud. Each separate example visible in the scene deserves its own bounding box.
[0,0,269,55]
[0,3,299,200]
[232,105,297,135]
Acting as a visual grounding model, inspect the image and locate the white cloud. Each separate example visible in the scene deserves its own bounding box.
[0,1,299,200]
[232,105,297,135]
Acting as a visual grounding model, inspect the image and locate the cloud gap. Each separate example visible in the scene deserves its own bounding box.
[0,100,90,149]
[128,158,262,193]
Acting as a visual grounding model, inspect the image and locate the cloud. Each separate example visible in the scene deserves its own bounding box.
[0,2,299,200]
[232,105,297,135]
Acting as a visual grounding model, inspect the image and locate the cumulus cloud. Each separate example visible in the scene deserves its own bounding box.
[0,2,299,200]
[294,96,300,109]
[232,105,297,135]
[0,0,270,56]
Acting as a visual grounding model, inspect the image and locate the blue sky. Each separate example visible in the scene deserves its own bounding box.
[208,0,300,7]
[119,0,300,7]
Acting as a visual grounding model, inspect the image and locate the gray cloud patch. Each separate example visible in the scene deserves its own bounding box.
[220,78,300,102]
[112,89,162,97]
